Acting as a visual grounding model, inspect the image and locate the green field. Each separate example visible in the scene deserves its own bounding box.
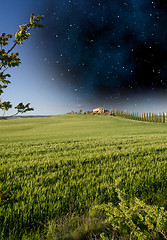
[0,115,167,239]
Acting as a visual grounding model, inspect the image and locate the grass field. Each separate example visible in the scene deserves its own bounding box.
[0,114,167,239]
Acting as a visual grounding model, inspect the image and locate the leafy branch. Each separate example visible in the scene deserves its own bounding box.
[0,13,44,118]
[93,183,167,240]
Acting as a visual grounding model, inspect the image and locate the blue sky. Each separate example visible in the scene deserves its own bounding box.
[0,0,76,116]
[1,0,167,116]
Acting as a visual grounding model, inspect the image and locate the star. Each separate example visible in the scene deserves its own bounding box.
[36,0,167,109]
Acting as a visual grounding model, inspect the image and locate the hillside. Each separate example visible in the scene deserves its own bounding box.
[1,114,167,142]
[0,115,167,239]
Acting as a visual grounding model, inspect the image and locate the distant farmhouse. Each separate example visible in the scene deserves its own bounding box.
[93,107,105,114]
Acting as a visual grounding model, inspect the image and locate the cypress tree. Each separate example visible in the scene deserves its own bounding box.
[163,112,165,124]
[155,114,158,123]
[139,113,141,121]
[159,113,162,123]
[152,113,154,122]
[132,112,134,120]
[149,113,151,122]
[146,113,148,122]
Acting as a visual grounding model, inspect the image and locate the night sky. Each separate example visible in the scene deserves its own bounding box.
[1,0,167,114]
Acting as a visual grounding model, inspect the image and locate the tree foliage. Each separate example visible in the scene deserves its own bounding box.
[0,13,43,118]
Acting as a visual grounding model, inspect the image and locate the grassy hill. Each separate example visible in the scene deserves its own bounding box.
[0,115,167,239]
[1,114,167,142]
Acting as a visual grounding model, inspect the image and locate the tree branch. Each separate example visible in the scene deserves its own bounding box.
[7,42,17,54]
[2,66,9,73]
[1,110,19,118]
[112,230,116,240]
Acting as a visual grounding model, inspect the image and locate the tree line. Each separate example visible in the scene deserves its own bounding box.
[111,109,167,124]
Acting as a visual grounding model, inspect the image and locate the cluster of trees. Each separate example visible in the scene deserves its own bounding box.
[0,13,43,118]
[67,110,93,114]
[111,109,167,124]
[67,110,83,114]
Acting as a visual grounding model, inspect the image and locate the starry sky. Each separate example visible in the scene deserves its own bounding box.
[1,0,167,115]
